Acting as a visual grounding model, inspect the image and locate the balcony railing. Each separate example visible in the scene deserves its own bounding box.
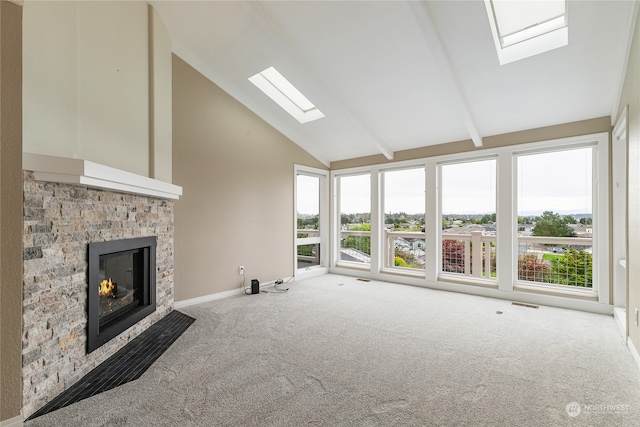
[441,231,496,279]
[339,230,371,264]
[297,229,320,269]
[384,231,425,269]
[337,227,593,289]
[297,229,319,239]
[517,236,593,288]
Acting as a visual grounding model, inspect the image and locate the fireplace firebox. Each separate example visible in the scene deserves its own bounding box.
[87,236,156,353]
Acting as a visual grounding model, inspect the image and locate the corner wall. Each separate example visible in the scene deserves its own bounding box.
[616,6,640,355]
[0,0,23,422]
[172,55,326,302]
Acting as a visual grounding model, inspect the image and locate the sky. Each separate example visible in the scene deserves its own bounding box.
[297,146,593,217]
[296,174,320,215]
[441,159,495,215]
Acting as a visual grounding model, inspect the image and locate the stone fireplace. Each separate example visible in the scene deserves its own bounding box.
[22,154,182,419]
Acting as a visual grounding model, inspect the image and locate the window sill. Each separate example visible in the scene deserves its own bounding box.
[380,268,425,279]
[335,262,371,271]
[514,282,598,301]
[437,274,499,289]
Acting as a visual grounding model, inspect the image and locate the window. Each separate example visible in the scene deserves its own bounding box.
[337,174,371,266]
[249,67,324,123]
[440,159,497,280]
[484,0,568,64]
[295,166,328,276]
[382,167,425,271]
[516,147,593,289]
[329,133,607,306]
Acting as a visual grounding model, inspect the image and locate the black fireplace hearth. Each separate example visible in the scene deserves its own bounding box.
[87,236,157,353]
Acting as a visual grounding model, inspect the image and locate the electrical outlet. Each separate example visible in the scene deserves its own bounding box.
[239,266,245,275]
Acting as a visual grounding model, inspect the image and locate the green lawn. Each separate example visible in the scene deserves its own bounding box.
[542,253,563,262]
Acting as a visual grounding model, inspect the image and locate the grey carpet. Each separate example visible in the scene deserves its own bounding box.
[25,274,640,426]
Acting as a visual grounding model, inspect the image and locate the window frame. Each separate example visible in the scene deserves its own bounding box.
[294,165,329,280]
[438,156,498,284]
[512,141,601,295]
[333,170,375,270]
[379,165,427,276]
[484,0,568,65]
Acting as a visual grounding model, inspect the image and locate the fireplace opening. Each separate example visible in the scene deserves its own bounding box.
[87,236,156,353]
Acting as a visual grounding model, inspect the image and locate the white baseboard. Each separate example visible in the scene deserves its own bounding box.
[174,288,241,309]
[295,267,328,281]
[0,414,23,427]
[613,307,626,339]
[627,337,640,374]
[173,276,295,309]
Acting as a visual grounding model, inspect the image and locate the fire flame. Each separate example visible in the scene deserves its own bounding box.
[99,278,114,296]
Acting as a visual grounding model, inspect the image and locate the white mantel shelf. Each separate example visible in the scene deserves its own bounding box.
[23,153,183,200]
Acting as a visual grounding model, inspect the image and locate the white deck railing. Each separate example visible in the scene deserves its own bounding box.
[441,231,495,278]
[335,228,593,287]
[297,229,320,267]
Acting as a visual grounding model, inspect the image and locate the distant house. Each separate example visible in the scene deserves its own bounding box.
[569,223,593,238]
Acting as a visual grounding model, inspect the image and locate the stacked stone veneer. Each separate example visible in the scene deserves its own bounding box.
[22,171,175,418]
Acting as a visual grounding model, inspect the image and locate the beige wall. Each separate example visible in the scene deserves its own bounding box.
[616,7,640,353]
[22,1,172,181]
[0,0,23,422]
[150,7,172,182]
[331,116,611,170]
[172,55,326,302]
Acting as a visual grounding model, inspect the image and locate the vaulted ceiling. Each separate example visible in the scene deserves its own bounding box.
[151,0,637,166]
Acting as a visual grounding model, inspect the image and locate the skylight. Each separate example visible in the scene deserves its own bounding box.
[485,0,568,65]
[249,67,325,124]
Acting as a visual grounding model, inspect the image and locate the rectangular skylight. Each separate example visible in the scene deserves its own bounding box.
[249,67,325,124]
[485,0,568,65]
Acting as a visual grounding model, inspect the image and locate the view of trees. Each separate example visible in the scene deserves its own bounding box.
[385,212,424,230]
[516,250,592,288]
[297,214,318,230]
[518,253,552,283]
[341,213,370,225]
[394,248,420,268]
[532,211,575,237]
[548,248,592,287]
[473,213,496,224]
[343,223,371,255]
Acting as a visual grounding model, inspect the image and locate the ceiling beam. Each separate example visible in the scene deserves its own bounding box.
[408,0,483,147]
[243,0,395,160]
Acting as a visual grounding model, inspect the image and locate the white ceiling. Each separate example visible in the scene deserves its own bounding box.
[151,0,637,166]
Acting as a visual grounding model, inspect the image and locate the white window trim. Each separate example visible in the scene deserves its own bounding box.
[329,132,609,310]
[332,169,376,270]
[379,165,427,277]
[511,138,606,302]
[437,156,499,285]
[484,0,568,65]
[294,165,329,280]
